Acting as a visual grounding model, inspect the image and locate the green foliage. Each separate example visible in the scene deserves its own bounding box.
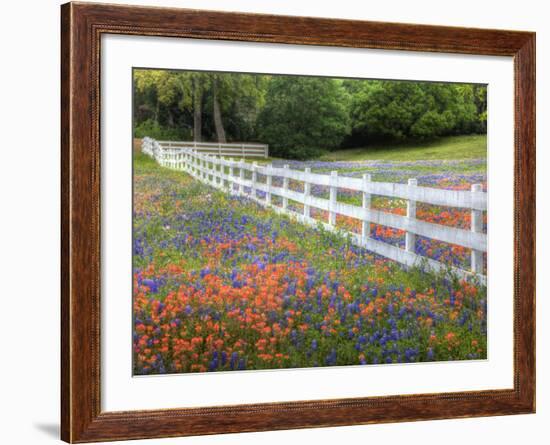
[257,77,350,159]
[133,68,487,159]
[205,73,268,141]
[347,81,485,144]
[134,119,190,141]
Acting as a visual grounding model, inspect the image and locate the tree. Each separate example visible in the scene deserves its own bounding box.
[257,76,350,159]
[348,80,482,144]
[203,73,267,143]
[134,69,194,139]
[191,74,204,142]
[133,69,165,125]
[473,84,488,133]
[211,74,227,143]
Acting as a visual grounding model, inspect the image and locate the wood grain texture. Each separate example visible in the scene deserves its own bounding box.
[60,2,536,442]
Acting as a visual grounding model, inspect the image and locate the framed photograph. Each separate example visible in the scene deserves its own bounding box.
[61,2,535,442]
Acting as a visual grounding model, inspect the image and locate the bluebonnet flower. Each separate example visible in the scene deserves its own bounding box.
[230,352,239,370]
[325,349,337,366]
[427,348,435,361]
[142,279,159,293]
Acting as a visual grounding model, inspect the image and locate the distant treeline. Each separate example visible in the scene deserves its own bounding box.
[133,69,487,160]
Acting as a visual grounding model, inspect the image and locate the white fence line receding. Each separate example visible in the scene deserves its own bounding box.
[156,139,269,158]
[142,137,487,283]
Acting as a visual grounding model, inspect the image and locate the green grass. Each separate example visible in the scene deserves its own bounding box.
[317,134,487,162]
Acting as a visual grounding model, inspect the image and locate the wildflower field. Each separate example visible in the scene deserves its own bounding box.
[133,152,487,375]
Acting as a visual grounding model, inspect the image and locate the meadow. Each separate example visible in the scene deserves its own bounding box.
[132,146,487,375]
[318,134,487,162]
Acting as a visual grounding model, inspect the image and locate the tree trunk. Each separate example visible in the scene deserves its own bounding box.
[193,77,202,142]
[155,99,160,125]
[212,77,227,143]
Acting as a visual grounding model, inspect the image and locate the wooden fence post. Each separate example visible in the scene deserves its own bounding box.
[471,183,483,274]
[219,158,224,188]
[303,167,311,219]
[229,161,235,194]
[239,159,245,195]
[362,173,372,243]
[221,158,226,190]
[210,156,215,185]
[196,153,200,178]
[212,156,217,186]
[329,171,338,226]
[251,162,258,199]
[212,156,216,185]
[406,178,417,252]
[266,164,272,205]
[282,165,289,210]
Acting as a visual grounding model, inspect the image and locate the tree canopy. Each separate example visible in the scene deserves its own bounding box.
[257,76,350,159]
[133,69,487,159]
[345,80,484,146]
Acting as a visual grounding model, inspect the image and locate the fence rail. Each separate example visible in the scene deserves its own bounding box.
[142,137,487,283]
[155,139,269,158]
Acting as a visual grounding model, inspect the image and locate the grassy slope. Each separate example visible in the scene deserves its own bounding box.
[135,134,486,165]
[318,134,487,162]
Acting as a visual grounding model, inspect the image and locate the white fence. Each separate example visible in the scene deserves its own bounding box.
[155,139,268,158]
[142,137,487,282]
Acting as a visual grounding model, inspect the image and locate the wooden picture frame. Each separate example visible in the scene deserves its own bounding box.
[61,2,535,442]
